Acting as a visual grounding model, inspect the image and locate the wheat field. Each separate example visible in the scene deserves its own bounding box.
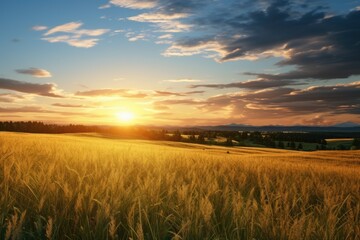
[0,132,359,240]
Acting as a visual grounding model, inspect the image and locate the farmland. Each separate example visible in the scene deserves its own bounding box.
[0,132,359,239]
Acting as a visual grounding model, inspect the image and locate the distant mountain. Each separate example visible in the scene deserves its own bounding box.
[331,122,360,128]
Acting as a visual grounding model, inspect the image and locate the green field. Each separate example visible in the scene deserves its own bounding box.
[0,132,359,239]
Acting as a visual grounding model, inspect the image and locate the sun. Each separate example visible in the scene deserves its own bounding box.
[116,111,135,122]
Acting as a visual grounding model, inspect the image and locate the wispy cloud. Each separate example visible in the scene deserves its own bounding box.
[154,90,204,97]
[0,93,25,103]
[99,4,111,9]
[39,21,110,48]
[158,34,172,39]
[190,79,301,89]
[15,68,52,78]
[32,25,48,31]
[75,87,204,98]
[52,103,88,108]
[126,32,147,42]
[163,78,203,83]
[128,12,188,23]
[75,88,148,98]
[0,78,62,98]
[110,0,157,9]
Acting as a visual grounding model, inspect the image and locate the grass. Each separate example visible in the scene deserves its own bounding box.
[0,132,359,239]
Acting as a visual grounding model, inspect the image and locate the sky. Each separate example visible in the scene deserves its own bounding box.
[0,0,360,126]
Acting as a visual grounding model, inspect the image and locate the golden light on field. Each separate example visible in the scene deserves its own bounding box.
[116,111,135,123]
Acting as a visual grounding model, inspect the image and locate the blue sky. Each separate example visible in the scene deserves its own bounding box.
[1,0,360,126]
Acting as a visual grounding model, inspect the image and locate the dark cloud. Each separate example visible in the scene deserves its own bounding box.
[134,0,359,82]
[154,90,204,96]
[190,79,301,89]
[156,81,360,118]
[15,68,52,78]
[113,0,360,82]
[0,78,62,98]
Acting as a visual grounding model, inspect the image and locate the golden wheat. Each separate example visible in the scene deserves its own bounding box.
[0,132,359,239]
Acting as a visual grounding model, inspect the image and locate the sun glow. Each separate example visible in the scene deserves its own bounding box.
[116,111,135,122]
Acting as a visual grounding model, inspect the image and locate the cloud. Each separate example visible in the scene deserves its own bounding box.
[201,81,360,118]
[52,103,88,108]
[154,90,204,96]
[126,32,147,42]
[42,36,99,48]
[99,4,112,9]
[112,0,360,82]
[163,78,203,83]
[154,98,205,106]
[44,22,83,36]
[110,0,157,9]
[75,88,204,98]
[190,78,301,89]
[32,25,48,31]
[0,106,91,117]
[40,22,110,48]
[128,12,189,22]
[158,34,173,39]
[150,80,360,123]
[15,68,52,78]
[0,93,25,103]
[75,89,148,98]
[0,78,62,98]
[0,106,49,113]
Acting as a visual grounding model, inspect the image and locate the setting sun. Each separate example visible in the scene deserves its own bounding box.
[116,111,134,122]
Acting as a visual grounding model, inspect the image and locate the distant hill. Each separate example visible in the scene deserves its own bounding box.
[331,122,360,128]
[195,123,360,133]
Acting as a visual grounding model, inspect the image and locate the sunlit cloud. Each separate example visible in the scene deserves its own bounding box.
[158,34,172,39]
[75,88,204,98]
[0,93,25,103]
[42,36,99,48]
[44,22,83,36]
[128,12,189,23]
[110,0,157,9]
[40,21,110,48]
[163,78,203,83]
[15,68,52,78]
[125,31,148,41]
[76,88,148,98]
[52,103,89,108]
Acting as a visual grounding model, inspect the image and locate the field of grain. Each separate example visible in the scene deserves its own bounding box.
[0,132,359,240]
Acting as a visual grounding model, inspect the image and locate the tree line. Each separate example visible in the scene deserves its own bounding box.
[1,121,359,150]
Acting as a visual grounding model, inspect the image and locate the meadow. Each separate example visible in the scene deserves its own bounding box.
[0,132,359,240]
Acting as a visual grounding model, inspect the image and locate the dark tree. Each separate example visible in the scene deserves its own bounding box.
[352,138,360,149]
[225,137,233,146]
[197,134,205,144]
[297,143,303,150]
